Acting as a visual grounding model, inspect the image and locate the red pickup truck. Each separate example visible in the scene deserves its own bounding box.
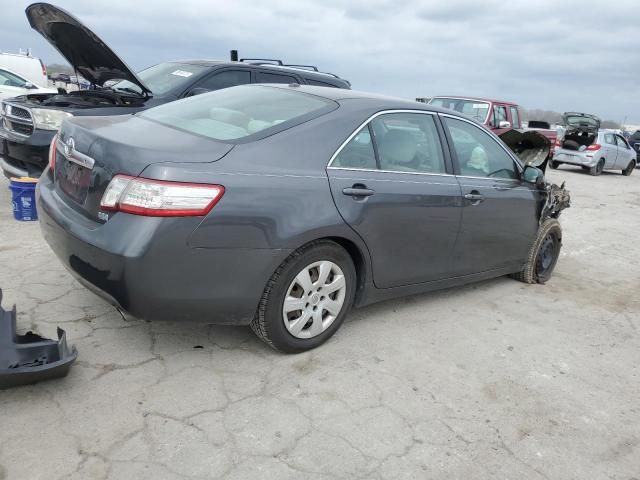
[425,96,558,146]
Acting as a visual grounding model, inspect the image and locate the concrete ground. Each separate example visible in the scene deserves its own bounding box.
[0,166,638,480]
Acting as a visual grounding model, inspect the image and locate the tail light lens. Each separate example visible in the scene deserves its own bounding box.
[100,175,225,217]
[48,135,57,170]
[586,144,601,151]
[554,138,562,147]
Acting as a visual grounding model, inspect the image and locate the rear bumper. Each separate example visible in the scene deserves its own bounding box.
[0,127,52,178]
[37,173,291,324]
[553,150,597,167]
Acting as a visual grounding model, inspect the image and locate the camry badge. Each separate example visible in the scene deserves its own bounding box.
[62,136,95,170]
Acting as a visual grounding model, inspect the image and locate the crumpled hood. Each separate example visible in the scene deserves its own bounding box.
[25,3,151,93]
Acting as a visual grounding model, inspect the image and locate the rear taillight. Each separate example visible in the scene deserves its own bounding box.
[554,138,562,147]
[586,143,601,151]
[40,60,47,78]
[48,135,57,170]
[100,175,225,217]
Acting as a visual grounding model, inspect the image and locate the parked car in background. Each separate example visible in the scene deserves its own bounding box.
[37,84,570,352]
[68,75,91,89]
[0,51,48,87]
[48,72,70,83]
[0,67,56,102]
[626,130,640,163]
[0,2,350,179]
[428,96,557,148]
[552,113,636,176]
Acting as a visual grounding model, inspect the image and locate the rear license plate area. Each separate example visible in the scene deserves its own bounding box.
[57,156,91,204]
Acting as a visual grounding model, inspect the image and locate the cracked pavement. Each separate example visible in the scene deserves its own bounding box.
[0,168,639,479]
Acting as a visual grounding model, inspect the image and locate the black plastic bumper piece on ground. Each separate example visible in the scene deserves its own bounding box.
[0,289,77,388]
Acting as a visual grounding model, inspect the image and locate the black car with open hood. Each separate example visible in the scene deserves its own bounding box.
[0,3,350,179]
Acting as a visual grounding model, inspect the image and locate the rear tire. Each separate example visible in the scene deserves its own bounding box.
[250,240,356,353]
[510,219,562,285]
[590,159,605,176]
[550,161,560,169]
[622,160,635,176]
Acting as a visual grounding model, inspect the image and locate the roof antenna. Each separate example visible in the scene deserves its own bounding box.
[230,50,238,62]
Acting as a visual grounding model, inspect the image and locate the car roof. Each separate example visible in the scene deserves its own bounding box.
[432,95,518,106]
[170,59,349,85]
[266,84,453,113]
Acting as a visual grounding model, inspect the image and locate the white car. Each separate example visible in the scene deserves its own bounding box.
[552,112,636,176]
[0,51,48,87]
[0,67,56,102]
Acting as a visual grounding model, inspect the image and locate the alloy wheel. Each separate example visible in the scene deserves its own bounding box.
[282,260,347,339]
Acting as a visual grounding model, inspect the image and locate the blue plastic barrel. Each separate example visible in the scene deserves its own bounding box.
[9,177,38,221]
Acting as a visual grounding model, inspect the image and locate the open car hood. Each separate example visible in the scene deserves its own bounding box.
[563,112,600,131]
[26,3,151,93]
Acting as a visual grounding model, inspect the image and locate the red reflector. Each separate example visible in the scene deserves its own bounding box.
[586,143,601,151]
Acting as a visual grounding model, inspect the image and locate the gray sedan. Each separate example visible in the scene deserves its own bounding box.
[37,85,567,352]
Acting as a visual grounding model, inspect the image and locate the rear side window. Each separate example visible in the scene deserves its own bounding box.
[194,70,250,91]
[510,106,520,129]
[492,105,507,127]
[604,133,616,145]
[331,112,446,174]
[305,79,337,88]
[255,71,298,84]
[332,127,377,169]
[140,85,335,141]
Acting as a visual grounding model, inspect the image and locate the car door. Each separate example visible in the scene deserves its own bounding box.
[441,114,540,275]
[614,134,633,168]
[327,111,463,288]
[0,69,28,101]
[602,133,618,168]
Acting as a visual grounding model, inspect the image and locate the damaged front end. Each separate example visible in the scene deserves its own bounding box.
[0,289,77,388]
[500,129,571,222]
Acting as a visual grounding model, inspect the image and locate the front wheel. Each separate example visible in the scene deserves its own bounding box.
[622,160,636,176]
[250,240,356,353]
[511,219,562,284]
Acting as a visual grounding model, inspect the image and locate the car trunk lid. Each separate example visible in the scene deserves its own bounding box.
[26,3,151,93]
[54,115,233,222]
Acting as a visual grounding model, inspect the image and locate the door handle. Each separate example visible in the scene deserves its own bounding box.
[342,185,375,197]
[464,191,484,203]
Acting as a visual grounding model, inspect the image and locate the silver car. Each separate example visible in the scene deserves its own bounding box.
[551,112,636,176]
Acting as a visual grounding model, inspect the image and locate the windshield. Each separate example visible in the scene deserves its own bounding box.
[429,98,490,123]
[139,85,335,141]
[111,62,209,96]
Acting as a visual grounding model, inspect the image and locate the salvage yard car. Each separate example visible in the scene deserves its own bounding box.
[0,2,350,179]
[552,112,636,176]
[37,84,570,353]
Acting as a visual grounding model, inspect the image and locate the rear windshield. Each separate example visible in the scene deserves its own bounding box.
[429,98,490,123]
[112,62,209,96]
[564,115,599,129]
[139,85,335,141]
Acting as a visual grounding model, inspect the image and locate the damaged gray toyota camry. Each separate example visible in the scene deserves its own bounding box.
[37,84,570,353]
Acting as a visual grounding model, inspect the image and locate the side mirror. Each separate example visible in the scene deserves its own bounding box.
[523,165,545,186]
[499,120,511,129]
[24,82,37,89]
[57,87,67,94]
[186,87,210,97]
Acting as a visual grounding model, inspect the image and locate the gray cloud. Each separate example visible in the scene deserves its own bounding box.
[1,0,638,123]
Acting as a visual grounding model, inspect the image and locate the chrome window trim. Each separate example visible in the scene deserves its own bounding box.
[438,112,525,173]
[326,109,444,173]
[327,166,454,178]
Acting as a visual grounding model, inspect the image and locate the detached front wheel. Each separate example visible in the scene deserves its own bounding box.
[511,219,562,284]
[251,240,356,353]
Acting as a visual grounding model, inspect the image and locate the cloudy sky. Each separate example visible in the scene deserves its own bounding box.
[1,1,638,124]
